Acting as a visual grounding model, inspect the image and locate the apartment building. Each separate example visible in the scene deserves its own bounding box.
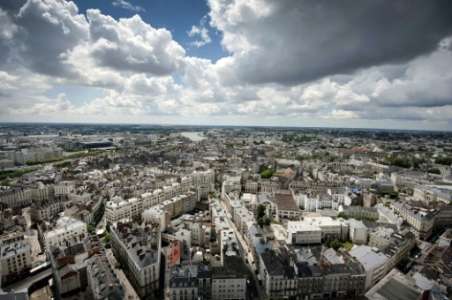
[30,194,67,222]
[259,247,366,300]
[211,256,248,300]
[106,185,197,224]
[391,201,452,240]
[273,191,302,220]
[287,217,348,245]
[349,231,415,289]
[86,251,124,300]
[49,234,105,297]
[0,237,32,286]
[44,216,87,250]
[110,222,161,299]
[105,196,143,224]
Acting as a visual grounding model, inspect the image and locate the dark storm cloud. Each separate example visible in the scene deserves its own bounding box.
[210,0,452,85]
[0,0,26,13]
[0,0,25,68]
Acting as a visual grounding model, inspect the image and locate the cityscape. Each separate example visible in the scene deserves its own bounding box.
[1,1,452,300]
[0,124,451,300]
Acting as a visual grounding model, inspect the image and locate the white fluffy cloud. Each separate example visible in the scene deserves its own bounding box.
[188,25,211,48]
[187,15,212,48]
[0,0,185,79]
[81,10,185,75]
[13,0,88,76]
[372,45,452,108]
[112,0,145,12]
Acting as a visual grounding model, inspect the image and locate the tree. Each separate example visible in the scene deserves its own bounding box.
[435,156,452,166]
[428,168,441,175]
[103,232,111,245]
[327,239,342,251]
[258,165,268,173]
[337,212,348,220]
[0,179,10,186]
[260,168,273,179]
[257,205,266,219]
[87,224,95,234]
[257,204,268,228]
[210,229,217,242]
[389,157,411,168]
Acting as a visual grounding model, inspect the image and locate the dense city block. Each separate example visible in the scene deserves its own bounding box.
[0,124,451,300]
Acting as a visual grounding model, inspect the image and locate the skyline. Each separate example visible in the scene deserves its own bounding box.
[1,121,452,133]
[1,0,452,130]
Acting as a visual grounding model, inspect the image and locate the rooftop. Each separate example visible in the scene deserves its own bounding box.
[0,240,30,258]
[112,222,160,268]
[349,245,388,271]
[45,216,86,240]
[87,253,123,300]
[287,216,343,233]
[273,191,299,211]
[261,248,295,277]
[365,269,423,300]
[211,256,249,279]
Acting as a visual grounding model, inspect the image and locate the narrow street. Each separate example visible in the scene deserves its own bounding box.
[218,198,266,300]
[105,249,140,300]
[96,206,106,234]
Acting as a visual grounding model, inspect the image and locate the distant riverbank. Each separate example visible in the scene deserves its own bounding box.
[180,131,206,141]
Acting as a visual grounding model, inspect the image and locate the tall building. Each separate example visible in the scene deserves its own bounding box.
[349,231,415,289]
[287,216,349,245]
[211,256,248,300]
[258,246,366,299]
[0,237,32,286]
[49,234,111,298]
[86,252,124,300]
[110,221,161,299]
[44,216,87,250]
[106,189,197,225]
[168,264,213,300]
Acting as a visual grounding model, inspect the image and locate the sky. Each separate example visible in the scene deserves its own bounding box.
[1,0,452,130]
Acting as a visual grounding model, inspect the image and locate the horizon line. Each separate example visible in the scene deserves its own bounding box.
[0,121,451,133]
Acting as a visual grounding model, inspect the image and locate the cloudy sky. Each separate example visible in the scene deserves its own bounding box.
[1,0,452,130]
